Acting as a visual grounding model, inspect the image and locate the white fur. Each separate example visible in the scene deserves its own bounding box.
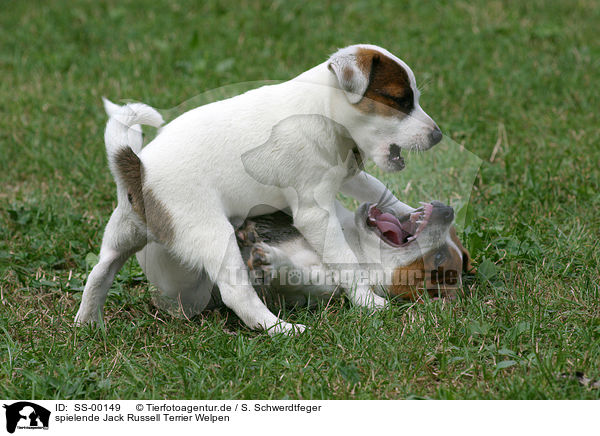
[76,44,441,335]
[104,102,163,184]
[102,97,151,154]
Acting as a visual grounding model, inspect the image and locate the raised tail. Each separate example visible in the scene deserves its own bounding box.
[104,100,163,166]
[102,100,164,211]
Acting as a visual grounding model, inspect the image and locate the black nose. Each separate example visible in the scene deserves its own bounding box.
[429,126,443,146]
[430,200,454,224]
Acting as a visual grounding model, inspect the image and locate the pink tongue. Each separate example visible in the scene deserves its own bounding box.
[375,213,404,245]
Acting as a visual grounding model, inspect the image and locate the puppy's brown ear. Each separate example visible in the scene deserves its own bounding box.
[450,227,475,274]
[328,49,376,104]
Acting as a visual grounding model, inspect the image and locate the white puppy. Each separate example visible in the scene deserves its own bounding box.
[75,44,441,334]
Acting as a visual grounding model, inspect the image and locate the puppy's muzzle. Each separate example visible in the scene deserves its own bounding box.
[429,200,454,224]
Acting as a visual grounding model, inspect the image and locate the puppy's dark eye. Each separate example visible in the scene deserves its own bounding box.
[377,90,414,114]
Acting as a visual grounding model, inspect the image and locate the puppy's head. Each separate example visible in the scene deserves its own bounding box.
[328,44,442,172]
[355,201,471,300]
[388,226,473,301]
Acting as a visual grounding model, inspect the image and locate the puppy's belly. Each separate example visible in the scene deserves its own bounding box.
[225,188,289,218]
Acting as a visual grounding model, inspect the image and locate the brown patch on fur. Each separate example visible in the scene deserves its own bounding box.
[115,148,145,218]
[354,48,414,117]
[114,147,175,244]
[342,67,354,84]
[389,258,426,300]
[143,188,175,244]
[450,227,474,273]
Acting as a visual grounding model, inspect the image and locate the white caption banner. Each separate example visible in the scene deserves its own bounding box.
[0,400,595,435]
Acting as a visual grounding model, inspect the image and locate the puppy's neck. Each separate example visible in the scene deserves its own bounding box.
[288,62,354,127]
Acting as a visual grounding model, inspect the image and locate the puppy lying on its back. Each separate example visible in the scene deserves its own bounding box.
[138,200,472,318]
[242,203,473,306]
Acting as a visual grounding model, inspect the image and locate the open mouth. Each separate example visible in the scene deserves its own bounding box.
[388,144,405,170]
[366,203,433,247]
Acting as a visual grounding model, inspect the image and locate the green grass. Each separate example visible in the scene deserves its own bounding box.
[1,0,599,399]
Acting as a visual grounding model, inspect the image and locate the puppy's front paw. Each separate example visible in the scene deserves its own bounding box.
[351,289,389,310]
[74,309,102,327]
[371,294,389,309]
[267,321,307,336]
[248,242,274,273]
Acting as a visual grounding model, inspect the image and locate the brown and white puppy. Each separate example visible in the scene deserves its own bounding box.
[76,44,442,335]
[139,201,472,318]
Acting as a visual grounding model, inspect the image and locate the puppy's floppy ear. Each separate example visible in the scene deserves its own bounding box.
[450,227,475,274]
[461,244,475,274]
[328,50,378,104]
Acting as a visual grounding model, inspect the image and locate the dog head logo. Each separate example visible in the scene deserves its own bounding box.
[3,402,50,434]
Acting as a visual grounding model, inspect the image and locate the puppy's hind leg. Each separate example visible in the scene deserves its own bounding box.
[75,206,147,325]
[175,215,305,335]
